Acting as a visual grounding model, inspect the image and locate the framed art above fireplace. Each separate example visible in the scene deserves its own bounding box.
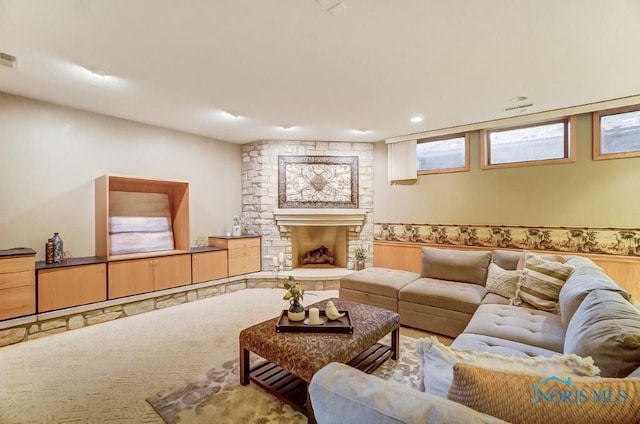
[278,155,359,208]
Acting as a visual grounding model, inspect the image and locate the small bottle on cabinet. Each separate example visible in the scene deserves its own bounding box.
[45,239,54,264]
[51,232,63,263]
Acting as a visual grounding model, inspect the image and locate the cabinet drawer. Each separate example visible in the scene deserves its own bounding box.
[228,246,261,259]
[0,270,34,290]
[0,257,35,274]
[38,264,107,312]
[0,285,35,320]
[228,255,261,276]
[227,237,261,250]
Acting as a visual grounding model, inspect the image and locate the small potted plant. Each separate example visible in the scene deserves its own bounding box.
[232,214,243,236]
[354,247,367,271]
[283,276,307,321]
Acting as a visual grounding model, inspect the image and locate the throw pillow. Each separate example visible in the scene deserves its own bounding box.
[516,250,566,270]
[448,363,640,424]
[513,253,575,313]
[415,336,599,398]
[485,262,521,300]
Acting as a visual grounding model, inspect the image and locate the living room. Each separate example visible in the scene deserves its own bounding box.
[1,1,639,423]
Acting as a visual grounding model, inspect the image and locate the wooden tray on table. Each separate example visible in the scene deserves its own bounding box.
[275,310,353,334]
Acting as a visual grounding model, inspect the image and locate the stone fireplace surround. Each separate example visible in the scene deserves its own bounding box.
[241,140,374,271]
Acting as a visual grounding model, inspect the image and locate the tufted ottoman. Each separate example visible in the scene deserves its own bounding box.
[339,267,420,312]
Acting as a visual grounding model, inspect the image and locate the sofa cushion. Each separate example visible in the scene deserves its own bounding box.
[448,363,640,424]
[559,263,632,326]
[416,337,599,398]
[309,362,508,424]
[451,333,560,358]
[339,267,419,298]
[481,292,511,305]
[421,247,491,286]
[516,251,566,269]
[491,249,522,271]
[485,263,520,300]
[399,278,487,315]
[564,289,640,378]
[463,304,566,352]
[514,253,574,313]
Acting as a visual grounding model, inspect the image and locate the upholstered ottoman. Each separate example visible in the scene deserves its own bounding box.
[339,267,420,312]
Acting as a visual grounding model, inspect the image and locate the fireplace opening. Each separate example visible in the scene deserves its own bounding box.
[291,226,347,268]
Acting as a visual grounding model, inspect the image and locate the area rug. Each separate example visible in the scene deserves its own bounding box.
[147,334,422,424]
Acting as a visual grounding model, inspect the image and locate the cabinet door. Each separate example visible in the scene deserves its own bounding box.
[153,254,191,291]
[0,271,35,320]
[38,264,107,312]
[108,259,154,299]
[192,251,228,283]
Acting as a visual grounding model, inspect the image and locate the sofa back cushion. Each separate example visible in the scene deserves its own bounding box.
[559,262,632,326]
[421,247,492,286]
[491,250,522,271]
[564,289,640,378]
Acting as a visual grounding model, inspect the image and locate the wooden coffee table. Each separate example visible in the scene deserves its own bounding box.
[239,298,400,419]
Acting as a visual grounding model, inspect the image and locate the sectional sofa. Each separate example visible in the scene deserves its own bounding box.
[309,247,640,423]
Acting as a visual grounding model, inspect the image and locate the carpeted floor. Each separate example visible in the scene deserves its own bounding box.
[0,288,440,423]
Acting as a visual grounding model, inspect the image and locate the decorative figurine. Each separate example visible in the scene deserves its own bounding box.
[325,300,345,320]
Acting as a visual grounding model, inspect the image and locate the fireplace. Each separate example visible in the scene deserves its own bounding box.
[292,226,347,268]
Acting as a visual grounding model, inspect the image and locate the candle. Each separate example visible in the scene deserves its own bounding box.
[272,256,279,267]
[309,307,320,325]
[279,252,284,264]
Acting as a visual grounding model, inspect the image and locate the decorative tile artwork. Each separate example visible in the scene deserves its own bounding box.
[278,155,359,208]
[374,223,640,257]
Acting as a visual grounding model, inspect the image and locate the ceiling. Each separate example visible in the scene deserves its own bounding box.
[1,0,639,144]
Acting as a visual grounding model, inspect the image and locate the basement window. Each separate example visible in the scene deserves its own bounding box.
[481,118,575,169]
[417,133,469,175]
[593,104,640,160]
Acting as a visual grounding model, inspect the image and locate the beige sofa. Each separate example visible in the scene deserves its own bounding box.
[309,247,640,423]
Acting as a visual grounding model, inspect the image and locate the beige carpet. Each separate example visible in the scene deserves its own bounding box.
[0,288,341,423]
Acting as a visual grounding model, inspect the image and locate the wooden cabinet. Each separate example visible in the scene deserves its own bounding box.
[38,263,107,312]
[192,250,228,283]
[153,254,191,290]
[108,254,191,299]
[208,236,261,277]
[95,174,190,260]
[0,249,36,320]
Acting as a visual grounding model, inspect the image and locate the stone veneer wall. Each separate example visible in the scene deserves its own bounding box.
[0,278,338,348]
[241,140,374,270]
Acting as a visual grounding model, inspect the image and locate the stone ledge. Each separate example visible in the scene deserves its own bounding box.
[0,275,341,348]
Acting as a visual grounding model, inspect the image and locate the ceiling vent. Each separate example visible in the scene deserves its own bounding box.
[504,103,533,112]
[0,52,17,69]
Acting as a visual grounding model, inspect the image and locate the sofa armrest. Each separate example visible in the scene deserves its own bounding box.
[308,362,508,424]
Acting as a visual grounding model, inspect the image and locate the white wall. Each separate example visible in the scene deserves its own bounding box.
[0,93,242,260]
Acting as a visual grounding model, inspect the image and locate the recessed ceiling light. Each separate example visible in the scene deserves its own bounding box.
[353,129,369,133]
[410,116,423,123]
[280,125,295,130]
[221,110,242,119]
[511,96,528,102]
[85,66,108,77]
